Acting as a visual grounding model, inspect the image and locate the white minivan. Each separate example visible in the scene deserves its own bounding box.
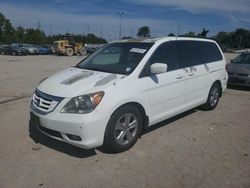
[30,37,228,152]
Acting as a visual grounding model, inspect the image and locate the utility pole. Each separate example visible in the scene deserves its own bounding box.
[177,24,181,36]
[238,35,242,49]
[49,26,52,36]
[38,20,41,30]
[100,27,103,38]
[117,11,125,39]
[87,26,90,35]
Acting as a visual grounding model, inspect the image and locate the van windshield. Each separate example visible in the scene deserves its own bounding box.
[76,42,154,75]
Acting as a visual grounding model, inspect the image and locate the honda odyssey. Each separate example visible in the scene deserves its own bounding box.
[30,37,228,152]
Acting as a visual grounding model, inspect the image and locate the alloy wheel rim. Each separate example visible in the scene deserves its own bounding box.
[114,113,138,145]
[210,87,219,107]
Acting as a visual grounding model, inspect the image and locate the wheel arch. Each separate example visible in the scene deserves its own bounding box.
[108,101,149,131]
[213,80,222,97]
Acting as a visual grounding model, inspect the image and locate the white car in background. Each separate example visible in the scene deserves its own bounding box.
[20,44,39,54]
[30,37,228,152]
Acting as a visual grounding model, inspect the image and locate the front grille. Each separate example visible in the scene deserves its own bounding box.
[31,90,64,115]
[32,93,58,112]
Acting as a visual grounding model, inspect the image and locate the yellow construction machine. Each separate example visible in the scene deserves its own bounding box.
[52,35,86,56]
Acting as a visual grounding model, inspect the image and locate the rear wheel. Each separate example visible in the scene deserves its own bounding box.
[65,48,74,56]
[104,105,142,153]
[202,82,220,110]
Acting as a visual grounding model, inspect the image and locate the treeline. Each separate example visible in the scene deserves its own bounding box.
[0,13,107,44]
[169,28,250,49]
[1,12,249,49]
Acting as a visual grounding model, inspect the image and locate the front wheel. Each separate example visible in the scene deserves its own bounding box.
[65,48,74,56]
[201,82,221,110]
[103,105,142,153]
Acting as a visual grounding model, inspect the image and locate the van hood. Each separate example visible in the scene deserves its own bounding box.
[37,67,124,97]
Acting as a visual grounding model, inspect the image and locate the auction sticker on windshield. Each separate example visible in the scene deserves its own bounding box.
[130,48,147,54]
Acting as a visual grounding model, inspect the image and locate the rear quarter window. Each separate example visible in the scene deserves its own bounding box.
[199,42,223,63]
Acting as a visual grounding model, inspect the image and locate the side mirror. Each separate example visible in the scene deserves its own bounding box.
[230,59,234,63]
[150,63,168,75]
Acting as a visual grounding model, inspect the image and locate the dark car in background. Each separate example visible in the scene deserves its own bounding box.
[227,53,250,87]
[0,45,4,54]
[86,47,98,55]
[2,45,28,56]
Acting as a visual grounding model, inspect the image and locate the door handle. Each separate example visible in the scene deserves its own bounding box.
[185,68,195,76]
[176,75,184,79]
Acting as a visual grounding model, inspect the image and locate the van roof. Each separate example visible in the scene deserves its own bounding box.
[116,37,215,43]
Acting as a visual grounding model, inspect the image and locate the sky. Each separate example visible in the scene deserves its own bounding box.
[0,0,249,41]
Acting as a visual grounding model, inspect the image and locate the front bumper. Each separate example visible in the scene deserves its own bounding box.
[30,92,109,149]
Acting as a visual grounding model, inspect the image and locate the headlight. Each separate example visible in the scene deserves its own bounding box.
[61,91,104,114]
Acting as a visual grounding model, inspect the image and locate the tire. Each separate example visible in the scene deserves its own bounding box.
[201,82,221,110]
[103,105,143,153]
[78,48,87,56]
[65,48,74,56]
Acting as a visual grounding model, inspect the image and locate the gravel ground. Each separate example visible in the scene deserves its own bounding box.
[0,54,249,188]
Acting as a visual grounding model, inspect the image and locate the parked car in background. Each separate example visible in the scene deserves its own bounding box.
[234,49,250,54]
[0,45,4,54]
[33,45,50,55]
[2,45,28,56]
[30,37,228,152]
[43,45,53,54]
[86,47,98,55]
[227,52,250,87]
[18,44,39,55]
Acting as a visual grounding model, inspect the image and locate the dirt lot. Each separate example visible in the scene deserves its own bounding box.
[0,54,249,188]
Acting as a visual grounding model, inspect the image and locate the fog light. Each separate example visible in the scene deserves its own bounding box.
[66,134,82,141]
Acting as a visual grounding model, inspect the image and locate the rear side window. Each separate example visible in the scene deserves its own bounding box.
[149,42,180,72]
[176,40,223,68]
[199,42,223,63]
[176,41,203,68]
